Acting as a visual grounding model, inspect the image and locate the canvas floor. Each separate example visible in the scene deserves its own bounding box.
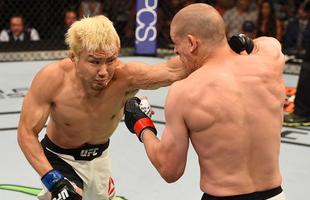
[0,57,309,200]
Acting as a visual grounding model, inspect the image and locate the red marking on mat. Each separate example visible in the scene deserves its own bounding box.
[108,176,115,196]
[284,87,296,113]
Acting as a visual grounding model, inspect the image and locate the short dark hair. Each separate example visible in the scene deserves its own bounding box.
[10,14,24,21]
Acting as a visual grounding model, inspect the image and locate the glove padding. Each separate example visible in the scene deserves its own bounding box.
[42,169,82,200]
[124,97,157,142]
[228,34,254,54]
[50,179,81,200]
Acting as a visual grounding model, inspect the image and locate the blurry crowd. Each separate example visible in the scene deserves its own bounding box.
[0,0,309,56]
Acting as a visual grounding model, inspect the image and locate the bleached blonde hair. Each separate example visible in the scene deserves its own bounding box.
[65,15,120,56]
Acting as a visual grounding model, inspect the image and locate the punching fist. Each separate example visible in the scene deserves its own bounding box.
[228,34,254,54]
[41,169,82,200]
[124,97,157,142]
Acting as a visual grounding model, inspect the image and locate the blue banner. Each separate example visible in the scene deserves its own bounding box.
[135,0,158,55]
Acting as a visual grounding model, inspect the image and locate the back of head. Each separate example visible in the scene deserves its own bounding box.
[65,15,120,56]
[171,3,226,47]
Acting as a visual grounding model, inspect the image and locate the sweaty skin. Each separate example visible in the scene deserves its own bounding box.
[142,37,285,196]
[139,3,285,197]
[17,48,187,182]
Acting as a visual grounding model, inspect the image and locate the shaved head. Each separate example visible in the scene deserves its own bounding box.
[171,3,226,46]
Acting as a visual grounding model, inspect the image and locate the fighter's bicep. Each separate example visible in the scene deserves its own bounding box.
[164,90,188,140]
[126,61,171,90]
[19,90,51,135]
[160,86,189,167]
[19,65,59,134]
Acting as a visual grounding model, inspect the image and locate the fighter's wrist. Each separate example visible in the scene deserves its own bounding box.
[140,128,157,143]
[134,118,156,137]
[41,169,64,191]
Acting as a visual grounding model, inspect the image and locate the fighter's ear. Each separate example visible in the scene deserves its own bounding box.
[187,34,198,53]
[68,51,76,62]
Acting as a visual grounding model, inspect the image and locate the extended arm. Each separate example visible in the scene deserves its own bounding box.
[229,35,285,71]
[126,56,189,91]
[124,84,189,182]
[17,64,82,199]
[17,65,56,176]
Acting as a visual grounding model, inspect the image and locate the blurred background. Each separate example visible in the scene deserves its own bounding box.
[0,0,308,68]
[0,1,310,199]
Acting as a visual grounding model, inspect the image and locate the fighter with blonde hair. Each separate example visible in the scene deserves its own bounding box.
[17,15,188,200]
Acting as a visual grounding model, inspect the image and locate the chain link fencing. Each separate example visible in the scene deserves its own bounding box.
[0,0,214,61]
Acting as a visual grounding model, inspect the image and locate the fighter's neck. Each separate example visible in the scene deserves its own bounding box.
[197,44,233,68]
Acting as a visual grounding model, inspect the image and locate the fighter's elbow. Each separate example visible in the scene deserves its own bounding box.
[17,126,27,144]
[161,172,183,183]
[17,126,34,147]
[159,167,184,183]
[17,129,25,148]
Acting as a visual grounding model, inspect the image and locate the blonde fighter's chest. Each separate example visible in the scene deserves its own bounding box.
[50,81,129,132]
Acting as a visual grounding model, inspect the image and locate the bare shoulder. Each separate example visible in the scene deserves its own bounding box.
[122,60,147,74]
[35,59,69,84]
[115,59,130,72]
[29,58,71,98]
[165,81,186,112]
[119,61,147,88]
[167,76,194,103]
[113,60,129,80]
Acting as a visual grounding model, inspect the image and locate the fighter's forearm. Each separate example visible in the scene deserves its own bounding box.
[142,130,179,183]
[142,130,164,172]
[17,128,52,176]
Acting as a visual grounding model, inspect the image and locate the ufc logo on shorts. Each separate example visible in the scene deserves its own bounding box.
[80,148,99,157]
[52,189,69,200]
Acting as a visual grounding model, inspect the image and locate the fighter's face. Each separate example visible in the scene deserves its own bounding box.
[10,17,24,37]
[170,27,195,72]
[75,49,119,91]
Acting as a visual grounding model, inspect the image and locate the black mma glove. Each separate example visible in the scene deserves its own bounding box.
[228,34,254,54]
[41,169,82,200]
[124,97,157,142]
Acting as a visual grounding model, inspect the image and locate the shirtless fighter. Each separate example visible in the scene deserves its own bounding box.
[17,15,188,200]
[124,4,286,200]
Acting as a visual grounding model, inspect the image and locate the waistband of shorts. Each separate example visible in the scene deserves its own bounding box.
[41,134,109,161]
[202,186,283,200]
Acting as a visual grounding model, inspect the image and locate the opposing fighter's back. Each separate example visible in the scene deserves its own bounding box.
[176,37,285,196]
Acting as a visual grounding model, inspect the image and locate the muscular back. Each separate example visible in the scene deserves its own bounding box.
[180,44,285,195]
